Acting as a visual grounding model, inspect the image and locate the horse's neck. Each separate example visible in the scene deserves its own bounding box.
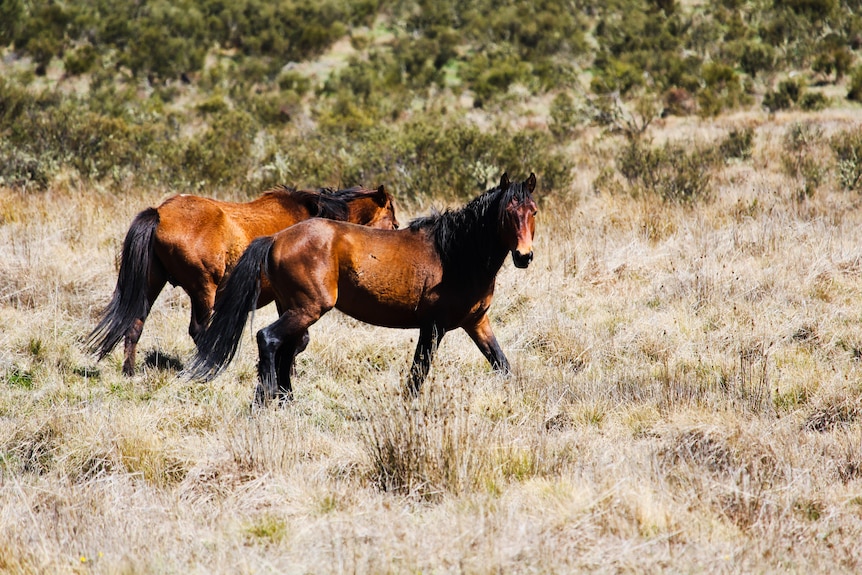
[266,192,313,221]
[444,208,508,286]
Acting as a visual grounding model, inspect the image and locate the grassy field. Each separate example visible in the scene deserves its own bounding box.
[3,109,862,573]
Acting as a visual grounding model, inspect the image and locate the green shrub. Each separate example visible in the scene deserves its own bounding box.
[590,57,645,96]
[0,142,52,190]
[196,96,230,116]
[268,110,571,201]
[181,110,259,189]
[462,51,536,106]
[799,91,828,111]
[697,62,746,117]
[737,40,776,77]
[63,44,98,76]
[763,79,803,112]
[812,44,853,82]
[847,66,862,102]
[0,0,24,46]
[549,92,583,141]
[277,71,312,96]
[830,128,862,191]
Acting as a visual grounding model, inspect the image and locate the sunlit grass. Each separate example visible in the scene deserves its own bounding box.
[2,115,862,572]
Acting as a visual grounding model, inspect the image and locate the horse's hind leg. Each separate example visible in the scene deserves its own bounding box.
[274,331,307,401]
[276,301,309,377]
[188,282,218,345]
[408,323,446,395]
[255,319,313,406]
[123,266,167,376]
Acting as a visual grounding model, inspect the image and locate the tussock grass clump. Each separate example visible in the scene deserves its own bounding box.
[718,127,755,161]
[804,394,862,433]
[658,425,784,530]
[360,381,501,499]
[359,379,568,500]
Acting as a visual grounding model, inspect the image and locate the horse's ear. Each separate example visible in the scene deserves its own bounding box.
[526,172,537,194]
[500,173,510,190]
[373,185,388,206]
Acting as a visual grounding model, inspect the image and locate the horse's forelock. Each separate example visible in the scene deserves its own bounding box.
[495,179,532,223]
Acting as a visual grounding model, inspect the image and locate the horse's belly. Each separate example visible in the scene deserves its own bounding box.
[335,290,421,329]
[335,270,427,328]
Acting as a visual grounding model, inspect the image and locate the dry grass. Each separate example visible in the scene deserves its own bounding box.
[3,112,862,573]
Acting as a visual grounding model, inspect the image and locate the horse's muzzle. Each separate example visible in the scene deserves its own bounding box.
[512,250,533,268]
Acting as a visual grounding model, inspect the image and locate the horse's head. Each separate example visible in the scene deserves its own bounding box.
[351,185,400,230]
[499,173,537,269]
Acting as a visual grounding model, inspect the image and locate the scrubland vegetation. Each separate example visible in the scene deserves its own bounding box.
[3,0,862,572]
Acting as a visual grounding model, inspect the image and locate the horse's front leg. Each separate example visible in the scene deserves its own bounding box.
[408,323,446,395]
[462,313,510,374]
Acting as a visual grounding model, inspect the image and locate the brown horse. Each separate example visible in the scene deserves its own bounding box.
[87,185,399,375]
[187,173,537,405]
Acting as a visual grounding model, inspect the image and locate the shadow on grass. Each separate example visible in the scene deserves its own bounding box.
[144,350,184,372]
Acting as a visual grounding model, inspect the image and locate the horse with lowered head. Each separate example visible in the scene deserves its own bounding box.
[187,173,537,406]
[86,185,399,375]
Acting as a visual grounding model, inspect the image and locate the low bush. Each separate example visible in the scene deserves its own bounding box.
[830,127,862,191]
[799,91,828,111]
[763,79,803,112]
[718,127,754,161]
[697,62,747,117]
[615,137,719,203]
[847,65,862,102]
[782,122,825,200]
[549,92,584,141]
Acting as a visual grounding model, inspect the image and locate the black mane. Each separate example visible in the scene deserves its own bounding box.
[266,184,379,221]
[408,178,533,276]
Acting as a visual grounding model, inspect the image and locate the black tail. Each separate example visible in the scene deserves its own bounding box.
[86,208,160,360]
[185,235,273,381]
